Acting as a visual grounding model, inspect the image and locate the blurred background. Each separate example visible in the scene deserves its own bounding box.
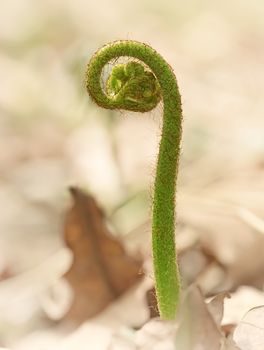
[0,0,264,348]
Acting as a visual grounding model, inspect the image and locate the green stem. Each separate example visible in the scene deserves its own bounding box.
[86,40,183,319]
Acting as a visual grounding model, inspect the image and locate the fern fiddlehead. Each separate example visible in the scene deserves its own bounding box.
[86,40,183,319]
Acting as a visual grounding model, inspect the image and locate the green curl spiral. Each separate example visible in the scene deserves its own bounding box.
[86,40,183,319]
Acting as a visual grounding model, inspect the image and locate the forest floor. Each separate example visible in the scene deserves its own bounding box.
[0,1,264,349]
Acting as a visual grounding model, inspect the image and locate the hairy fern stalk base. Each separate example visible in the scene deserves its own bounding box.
[86,40,183,319]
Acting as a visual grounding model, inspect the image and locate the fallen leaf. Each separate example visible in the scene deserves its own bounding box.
[110,285,238,350]
[175,286,239,350]
[13,282,149,350]
[0,248,71,317]
[233,306,264,350]
[178,191,264,293]
[174,285,224,350]
[223,286,264,325]
[207,292,231,327]
[135,319,176,350]
[63,187,143,322]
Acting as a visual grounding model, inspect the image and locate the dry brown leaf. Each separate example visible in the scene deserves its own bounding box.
[63,187,143,322]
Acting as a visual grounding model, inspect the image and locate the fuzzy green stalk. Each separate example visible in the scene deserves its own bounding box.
[85,40,183,319]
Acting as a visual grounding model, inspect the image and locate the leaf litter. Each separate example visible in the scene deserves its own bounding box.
[1,1,264,349]
[63,187,143,323]
[2,175,264,349]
